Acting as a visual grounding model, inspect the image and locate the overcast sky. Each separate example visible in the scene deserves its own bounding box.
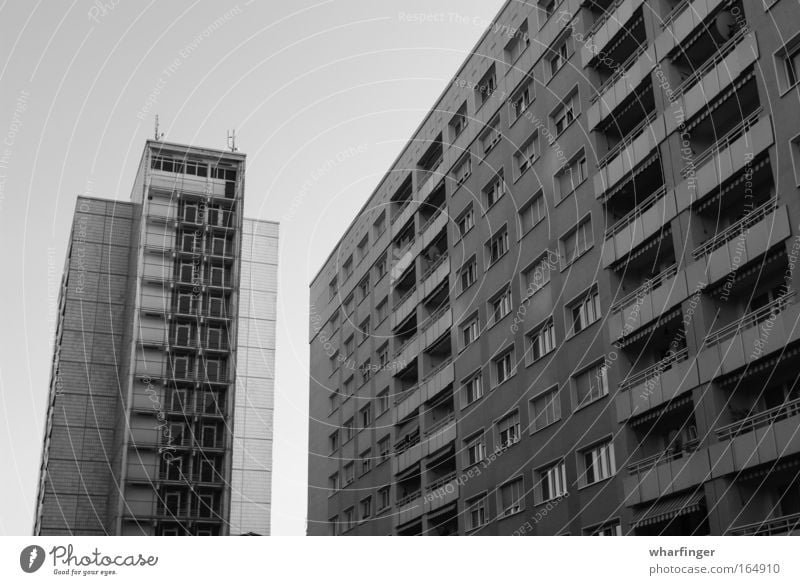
[0,0,506,535]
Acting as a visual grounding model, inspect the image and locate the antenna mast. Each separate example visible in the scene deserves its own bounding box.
[154,115,164,141]
[227,129,238,152]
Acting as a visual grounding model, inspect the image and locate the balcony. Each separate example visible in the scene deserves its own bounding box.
[420,253,449,299]
[654,0,730,60]
[395,491,424,525]
[727,512,800,536]
[595,113,666,199]
[391,287,419,329]
[608,264,689,342]
[420,207,448,249]
[588,43,654,130]
[615,349,700,422]
[393,414,456,475]
[394,359,454,423]
[423,472,459,513]
[686,202,788,288]
[708,398,800,477]
[697,292,800,384]
[581,0,646,68]
[664,30,758,136]
[421,305,451,350]
[391,199,416,236]
[602,186,677,267]
[673,113,774,213]
[624,441,712,505]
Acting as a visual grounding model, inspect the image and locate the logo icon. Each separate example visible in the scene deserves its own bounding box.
[20,545,45,573]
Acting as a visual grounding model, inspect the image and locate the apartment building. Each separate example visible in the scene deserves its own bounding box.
[35,140,278,536]
[308,0,800,536]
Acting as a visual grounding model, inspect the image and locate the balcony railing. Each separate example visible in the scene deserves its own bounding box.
[424,304,450,329]
[716,397,800,442]
[727,512,800,536]
[424,357,452,381]
[393,332,419,358]
[418,207,444,235]
[393,286,417,311]
[660,0,692,29]
[598,110,657,168]
[394,429,420,455]
[421,252,448,280]
[618,348,689,393]
[604,185,667,239]
[691,198,778,260]
[683,108,762,177]
[671,28,749,100]
[627,438,700,475]
[611,263,677,313]
[396,489,422,507]
[394,384,419,406]
[392,199,413,224]
[587,0,626,37]
[591,43,648,103]
[426,471,457,493]
[424,413,455,437]
[703,291,796,347]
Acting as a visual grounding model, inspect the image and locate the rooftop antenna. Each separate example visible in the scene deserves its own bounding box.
[227,129,238,152]
[154,115,164,141]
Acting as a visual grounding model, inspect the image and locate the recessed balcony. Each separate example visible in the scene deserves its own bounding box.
[727,512,800,536]
[423,472,459,513]
[394,359,454,423]
[624,440,711,506]
[588,44,654,130]
[581,0,646,68]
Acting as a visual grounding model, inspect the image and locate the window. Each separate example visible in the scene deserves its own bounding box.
[462,372,483,407]
[357,234,369,263]
[526,318,556,363]
[459,257,477,292]
[552,91,578,135]
[453,154,472,186]
[580,440,616,486]
[461,314,480,347]
[555,151,588,201]
[496,410,521,449]
[487,226,509,265]
[360,449,372,475]
[573,362,609,407]
[343,376,354,396]
[343,418,355,442]
[343,462,355,485]
[328,516,339,535]
[514,132,538,178]
[538,0,557,28]
[328,473,339,495]
[376,297,388,322]
[373,212,386,238]
[535,460,567,503]
[449,102,468,140]
[568,285,601,335]
[359,317,370,344]
[329,430,340,454]
[375,254,387,279]
[342,255,353,280]
[776,35,800,93]
[358,276,370,300]
[329,310,341,333]
[519,191,545,235]
[378,436,390,462]
[505,19,530,63]
[344,335,354,356]
[522,254,553,297]
[377,345,388,368]
[343,507,355,531]
[548,33,573,79]
[360,404,372,428]
[560,216,593,268]
[376,389,389,415]
[499,477,524,516]
[378,486,390,510]
[360,360,371,384]
[476,65,497,105]
[489,286,512,326]
[510,80,534,122]
[344,294,354,315]
[493,348,515,386]
[585,520,622,536]
[483,171,505,208]
[466,494,487,531]
[329,390,338,412]
[360,496,372,520]
[480,118,501,155]
[457,205,474,238]
[465,432,486,467]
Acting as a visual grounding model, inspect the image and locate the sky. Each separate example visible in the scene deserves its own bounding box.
[0,0,507,535]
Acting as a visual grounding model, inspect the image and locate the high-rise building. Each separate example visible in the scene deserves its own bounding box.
[308,0,800,535]
[35,140,278,536]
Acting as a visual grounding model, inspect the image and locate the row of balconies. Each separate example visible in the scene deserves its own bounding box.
[391,254,450,328]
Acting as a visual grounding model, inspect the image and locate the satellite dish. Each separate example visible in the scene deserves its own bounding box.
[715,11,737,40]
